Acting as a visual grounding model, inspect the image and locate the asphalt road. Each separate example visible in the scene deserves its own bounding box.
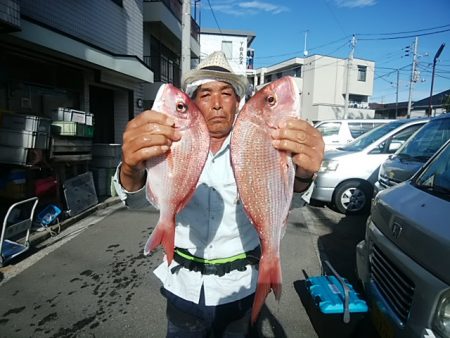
[0,198,378,337]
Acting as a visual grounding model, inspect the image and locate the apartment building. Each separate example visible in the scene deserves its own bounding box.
[249,55,376,122]
[199,28,255,77]
[142,0,200,107]
[0,0,153,144]
[0,1,201,210]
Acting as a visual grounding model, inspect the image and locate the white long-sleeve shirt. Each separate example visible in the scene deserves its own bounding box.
[113,134,311,306]
[113,135,260,306]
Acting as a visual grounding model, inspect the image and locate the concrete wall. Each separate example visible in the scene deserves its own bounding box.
[200,34,249,75]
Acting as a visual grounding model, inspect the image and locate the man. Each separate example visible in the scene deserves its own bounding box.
[113,51,324,337]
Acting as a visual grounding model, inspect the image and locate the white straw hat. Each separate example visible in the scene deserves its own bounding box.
[182,51,249,98]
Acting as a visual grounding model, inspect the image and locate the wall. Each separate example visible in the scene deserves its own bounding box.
[20,0,143,57]
[200,34,248,75]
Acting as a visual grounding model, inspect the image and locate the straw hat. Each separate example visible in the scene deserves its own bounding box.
[182,51,249,98]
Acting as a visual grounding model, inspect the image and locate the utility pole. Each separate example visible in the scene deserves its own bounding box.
[395,68,399,118]
[428,43,445,116]
[407,37,419,118]
[344,35,356,119]
[181,0,191,79]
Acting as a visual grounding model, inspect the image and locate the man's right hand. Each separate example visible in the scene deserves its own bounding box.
[120,110,181,192]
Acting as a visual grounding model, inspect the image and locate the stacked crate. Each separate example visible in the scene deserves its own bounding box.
[0,111,51,166]
[90,144,121,198]
[50,108,94,161]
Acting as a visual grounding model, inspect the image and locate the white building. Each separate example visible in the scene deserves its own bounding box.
[199,28,256,76]
[249,55,376,122]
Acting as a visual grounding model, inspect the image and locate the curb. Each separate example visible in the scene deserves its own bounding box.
[28,197,122,247]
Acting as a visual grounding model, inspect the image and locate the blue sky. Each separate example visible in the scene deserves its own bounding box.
[196,0,450,104]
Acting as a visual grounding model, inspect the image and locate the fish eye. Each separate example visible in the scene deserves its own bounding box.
[266,95,277,106]
[176,101,187,113]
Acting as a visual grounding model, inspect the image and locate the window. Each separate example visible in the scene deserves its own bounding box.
[293,66,302,78]
[357,65,367,82]
[316,122,341,137]
[372,125,424,154]
[276,72,283,79]
[222,41,233,60]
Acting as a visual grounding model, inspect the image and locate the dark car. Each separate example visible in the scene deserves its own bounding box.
[375,113,450,193]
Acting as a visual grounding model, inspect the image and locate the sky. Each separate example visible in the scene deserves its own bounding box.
[195,0,450,104]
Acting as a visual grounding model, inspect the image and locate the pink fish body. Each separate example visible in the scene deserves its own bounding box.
[144,84,210,264]
[231,76,300,323]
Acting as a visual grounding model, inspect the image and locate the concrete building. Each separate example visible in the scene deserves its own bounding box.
[199,28,256,76]
[249,55,376,122]
[1,0,152,144]
[142,0,200,108]
[0,1,200,212]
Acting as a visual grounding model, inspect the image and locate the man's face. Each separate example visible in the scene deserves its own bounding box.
[193,81,240,139]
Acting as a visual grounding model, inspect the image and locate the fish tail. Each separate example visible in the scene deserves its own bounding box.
[143,219,175,264]
[251,255,282,324]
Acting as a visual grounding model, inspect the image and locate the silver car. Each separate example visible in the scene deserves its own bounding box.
[356,138,450,338]
[375,113,450,194]
[311,118,429,214]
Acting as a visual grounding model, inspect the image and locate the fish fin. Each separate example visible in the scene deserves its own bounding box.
[251,255,282,324]
[143,219,175,264]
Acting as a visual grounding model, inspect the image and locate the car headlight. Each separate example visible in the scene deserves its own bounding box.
[433,290,450,337]
[319,160,339,172]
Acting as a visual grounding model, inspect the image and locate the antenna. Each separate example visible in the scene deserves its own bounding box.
[303,30,309,56]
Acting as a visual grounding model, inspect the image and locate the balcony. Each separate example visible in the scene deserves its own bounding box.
[144,55,181,88]
[143,0,199,42]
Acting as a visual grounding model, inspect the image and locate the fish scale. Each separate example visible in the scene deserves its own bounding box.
[231,76,300,323]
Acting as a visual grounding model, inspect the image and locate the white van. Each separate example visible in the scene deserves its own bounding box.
[315,119,393,150]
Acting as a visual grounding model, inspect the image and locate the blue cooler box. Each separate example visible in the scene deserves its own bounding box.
[303,261,368,338]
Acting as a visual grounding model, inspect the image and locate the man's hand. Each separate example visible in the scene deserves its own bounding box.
[271,118,324,191]
[120,110,181,192]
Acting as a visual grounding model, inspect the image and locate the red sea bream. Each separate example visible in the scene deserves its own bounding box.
[231,76,300,323]
[144,84,210,264]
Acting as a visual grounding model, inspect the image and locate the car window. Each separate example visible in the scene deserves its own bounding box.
[399,118,450,159]
[341,121,406,152]
[414,141,450,202]
[371,124,424,154]
[316,122,341,137]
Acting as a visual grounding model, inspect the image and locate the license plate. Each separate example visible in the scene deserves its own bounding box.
[371,302,395,338]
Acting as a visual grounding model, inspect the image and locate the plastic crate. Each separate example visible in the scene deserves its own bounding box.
[0,111,51,133]
[0,128,49,149]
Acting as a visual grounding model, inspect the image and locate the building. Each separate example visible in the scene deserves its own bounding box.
[0,1,200,216]
[199,28,256,76]
[249,55,375,122]
[371,89,450,119]
[142,0,200,108]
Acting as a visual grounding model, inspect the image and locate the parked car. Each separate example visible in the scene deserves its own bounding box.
[311,118,429,214]
[375,113,450,194]
[314,119,393,150]
[356,138,450,338]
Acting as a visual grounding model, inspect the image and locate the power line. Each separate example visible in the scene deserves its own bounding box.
[206,0,222,34]
[358,28,450,41]
[358,23,450,36]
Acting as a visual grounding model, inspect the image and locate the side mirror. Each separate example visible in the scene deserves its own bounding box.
[389,141,402,153]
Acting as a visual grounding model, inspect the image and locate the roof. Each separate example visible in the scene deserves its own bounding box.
[200,28,256,46]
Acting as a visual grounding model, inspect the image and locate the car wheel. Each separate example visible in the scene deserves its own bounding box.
[333,180,372,215]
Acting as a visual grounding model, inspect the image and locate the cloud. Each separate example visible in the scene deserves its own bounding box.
[238,1,289,14]
[207,0,289,16]
[334,0,376,8]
